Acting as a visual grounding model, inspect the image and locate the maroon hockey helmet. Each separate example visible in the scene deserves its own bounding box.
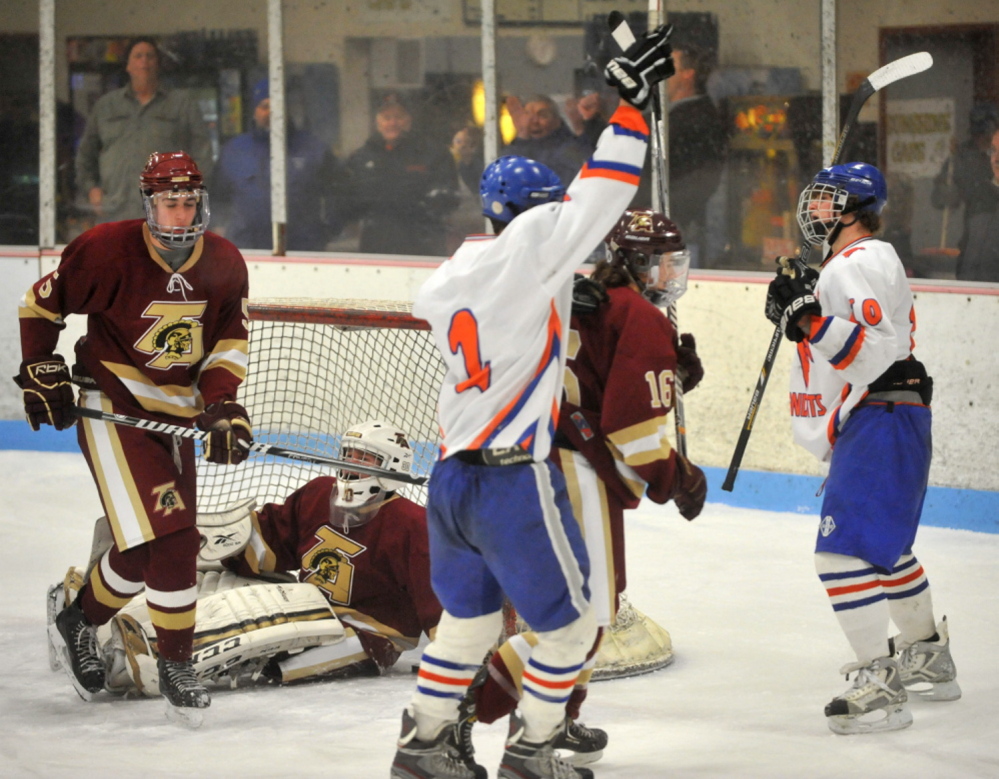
[605,209,691,305]
[139,151,210,248]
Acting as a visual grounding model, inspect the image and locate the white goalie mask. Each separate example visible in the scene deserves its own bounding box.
[333,420,415,511]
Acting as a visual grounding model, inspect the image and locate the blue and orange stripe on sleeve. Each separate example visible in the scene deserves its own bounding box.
[579,159,641,186]
[830,324,865,370]
[607,104,649,137]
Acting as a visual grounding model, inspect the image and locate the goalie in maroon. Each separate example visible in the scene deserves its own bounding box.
[457,210,708,767]
[220,420,443,681]
[18,151,250,726]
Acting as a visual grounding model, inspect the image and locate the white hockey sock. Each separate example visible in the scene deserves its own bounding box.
[815,552,891,664]
[881,554,937,645]
[411,609,503,741]
[519,606,596,743]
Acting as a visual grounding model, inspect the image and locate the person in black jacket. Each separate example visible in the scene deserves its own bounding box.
[344,94,459,257]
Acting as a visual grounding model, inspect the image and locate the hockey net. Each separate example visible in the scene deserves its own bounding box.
[196,296,673,679]
[196,298,443,513]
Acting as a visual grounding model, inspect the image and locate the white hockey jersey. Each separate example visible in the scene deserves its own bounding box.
[790,236,917,462]
[413,105,649,461]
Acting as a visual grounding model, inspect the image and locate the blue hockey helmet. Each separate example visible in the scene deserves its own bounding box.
[797,162,888,246]
[480,155,565,224]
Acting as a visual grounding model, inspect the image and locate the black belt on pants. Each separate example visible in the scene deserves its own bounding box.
[453,447,536,467]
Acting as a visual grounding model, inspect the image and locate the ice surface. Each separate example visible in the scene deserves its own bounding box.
[1,451,996,778]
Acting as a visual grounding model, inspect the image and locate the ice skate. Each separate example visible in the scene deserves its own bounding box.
[158,656,210,728]
[551,716,608,765]
[825,656,912,735]
[898,616,961,702]
[391,708,479,779]
[498,712,594,779]
[444,671,488,779]
[49,597,105,701]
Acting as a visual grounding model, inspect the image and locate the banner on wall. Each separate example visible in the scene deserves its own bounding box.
[886,98,954,178]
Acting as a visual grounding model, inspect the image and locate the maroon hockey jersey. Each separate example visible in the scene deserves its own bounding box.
[19,220,248,420]
[559,284,683,508]
[224,476,442,650]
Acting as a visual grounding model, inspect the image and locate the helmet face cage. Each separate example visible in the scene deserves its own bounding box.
[796,181,849,246]
[142,190,210,249]
[645,249,691,307]
[480,156,565,224]
[333,421,415,510]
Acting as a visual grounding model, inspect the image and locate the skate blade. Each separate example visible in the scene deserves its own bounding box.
[827,703,913,735]
[47,623,96,702]
[904,679,962,702]
[46,584,62,672]
[557,747,604,766]
[164,700,205,729]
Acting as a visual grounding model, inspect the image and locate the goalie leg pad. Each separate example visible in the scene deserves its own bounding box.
[276,628,376,683]
[592,594,673,681]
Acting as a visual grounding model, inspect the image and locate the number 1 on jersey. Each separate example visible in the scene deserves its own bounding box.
[448,309,491,393]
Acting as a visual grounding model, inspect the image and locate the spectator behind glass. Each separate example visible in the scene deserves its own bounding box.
[665,44,727,266]
[212,79,342,252]
[955,128,999,282]
[931,103,999,273]
[343,94,459,257]
[504,94,594,187]
[75,38,212,223]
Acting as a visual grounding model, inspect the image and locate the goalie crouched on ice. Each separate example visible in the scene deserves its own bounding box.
[49,419,442,696]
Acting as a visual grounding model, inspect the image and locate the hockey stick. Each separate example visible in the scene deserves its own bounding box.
[73,405,428,486]
[608,9,688,457]
[721,51,933,492]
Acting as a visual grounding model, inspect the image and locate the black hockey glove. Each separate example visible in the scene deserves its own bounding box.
[197,401,253,465]
[604,24,675,110]
[676,333,704,393]
[766,272,822,343]
[776,255,819,289]
[571,274,608,316]
[14,355,76,431]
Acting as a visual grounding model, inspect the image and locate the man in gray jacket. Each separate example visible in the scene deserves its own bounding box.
[75,38,211,223]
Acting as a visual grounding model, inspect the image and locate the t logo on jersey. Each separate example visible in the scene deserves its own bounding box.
[135,301,208,370]
[302,527,367,605]
[151,481,187,516]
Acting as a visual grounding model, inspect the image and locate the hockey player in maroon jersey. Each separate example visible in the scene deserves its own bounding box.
[453,210,708,768]
[17,151,251,726]
[220,420,443,681]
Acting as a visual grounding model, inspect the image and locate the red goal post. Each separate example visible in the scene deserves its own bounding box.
[196,297,443,513]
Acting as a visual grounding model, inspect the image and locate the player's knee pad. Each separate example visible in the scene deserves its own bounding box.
[432,608,505,663]
[532,606,597,666]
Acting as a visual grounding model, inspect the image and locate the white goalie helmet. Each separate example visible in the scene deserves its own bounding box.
[333,420,415,510]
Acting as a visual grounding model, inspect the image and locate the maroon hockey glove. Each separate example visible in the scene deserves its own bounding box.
[604,24,675,110]
[14,355,76,431]
[196,401,253,465]
[671,455,707,521]
[676,333,704,393]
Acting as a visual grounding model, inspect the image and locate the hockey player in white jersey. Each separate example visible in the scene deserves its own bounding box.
[766,162,960,735]
[392,24,675,779]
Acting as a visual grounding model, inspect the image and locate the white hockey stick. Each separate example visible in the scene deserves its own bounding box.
[721,50,933,492]
[608,9,689,457]
[73,405,428,486]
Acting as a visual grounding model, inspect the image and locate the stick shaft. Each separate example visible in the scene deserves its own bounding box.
[73,406,428,485]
